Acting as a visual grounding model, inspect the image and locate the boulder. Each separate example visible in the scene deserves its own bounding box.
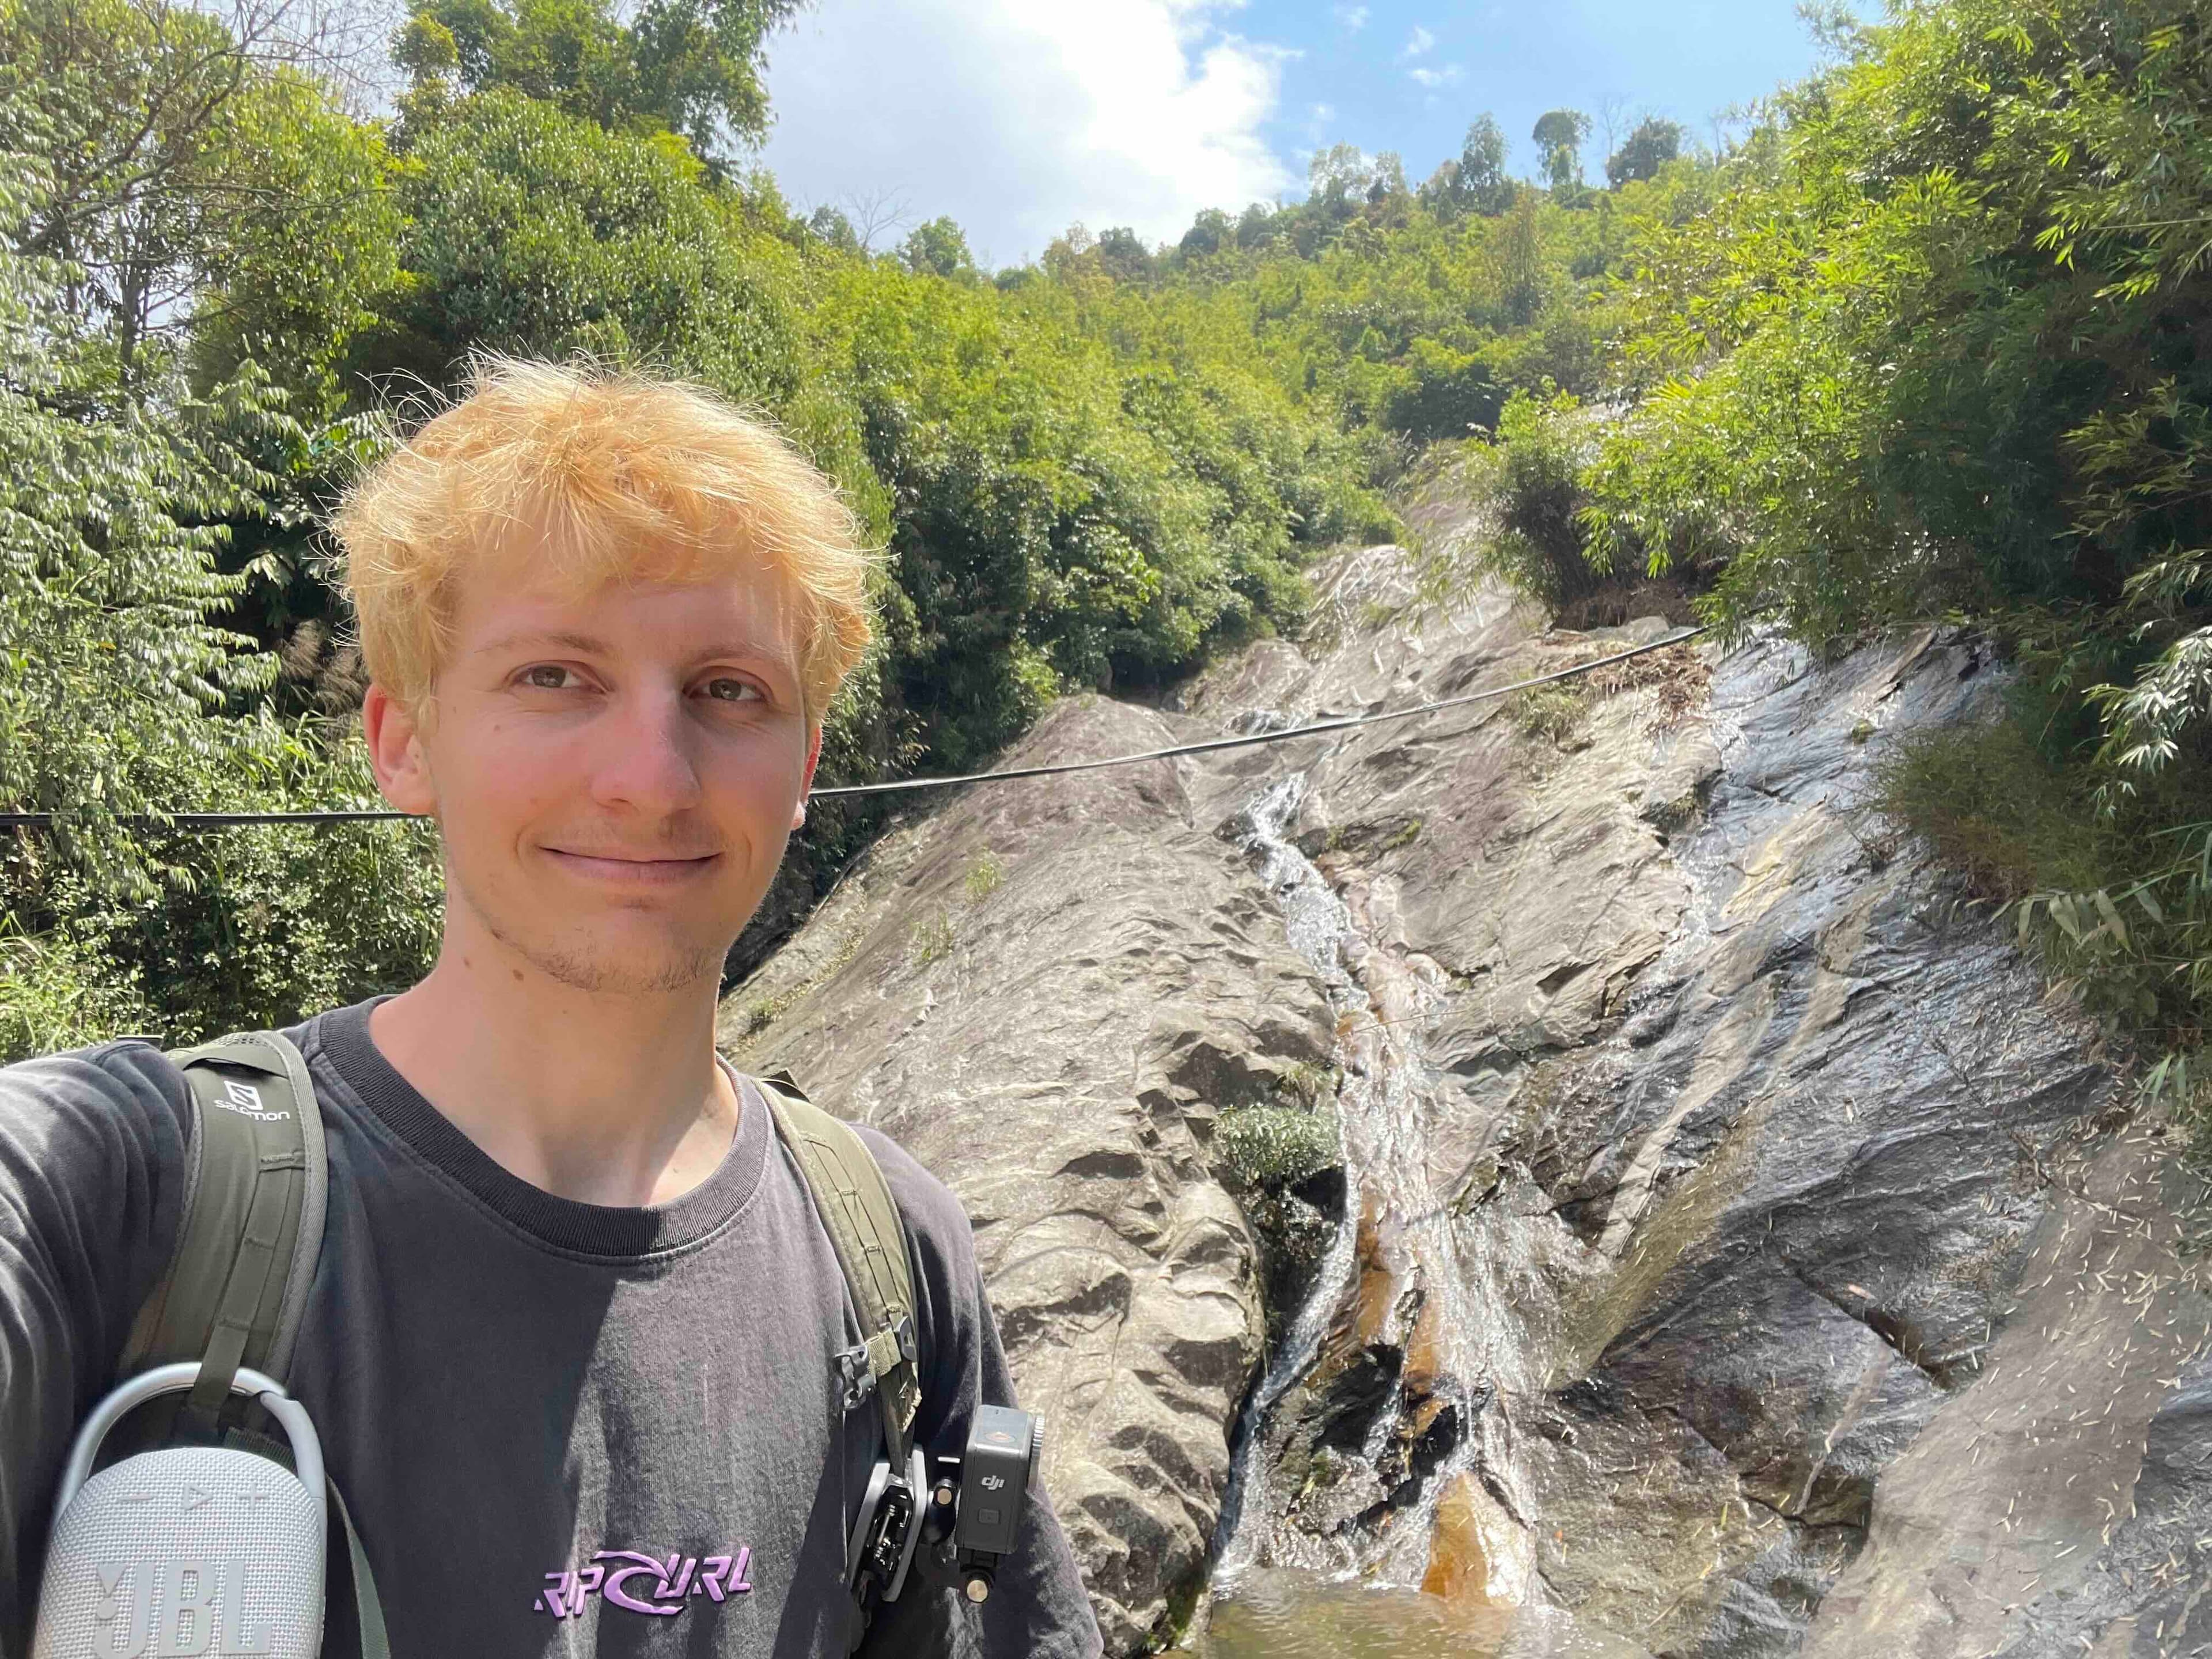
[722,694,1338,1651]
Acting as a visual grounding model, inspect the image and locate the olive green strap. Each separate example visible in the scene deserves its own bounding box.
[333,1478,390,1659]
[123,1033,327,1419]
[755,1074,921,1468]
[224,1424,387,1659]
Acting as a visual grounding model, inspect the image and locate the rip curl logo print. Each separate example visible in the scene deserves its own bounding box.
[535,1550,753,1619]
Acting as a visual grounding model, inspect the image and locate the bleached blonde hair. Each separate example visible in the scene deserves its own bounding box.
[331,357,874,721]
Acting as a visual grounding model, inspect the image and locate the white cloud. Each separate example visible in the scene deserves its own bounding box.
[1408,63,1462,88]
[1331,3,1369,28]
[757,0,1294,263]
[1402,24,1436,58]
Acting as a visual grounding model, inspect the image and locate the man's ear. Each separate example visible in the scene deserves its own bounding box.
[791,725,823,832]
[363,683,437,816]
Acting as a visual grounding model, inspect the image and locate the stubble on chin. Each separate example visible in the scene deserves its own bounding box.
[455,874,725,995]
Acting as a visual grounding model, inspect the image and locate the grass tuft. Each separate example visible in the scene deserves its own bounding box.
[908,908,957,967]
[1510,683,1589,745]
[1215,1103,1339,1191]
[964,852,1005,902]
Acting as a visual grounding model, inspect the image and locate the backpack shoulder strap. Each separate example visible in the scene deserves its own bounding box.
[752,1070,921,1468]
[123,1031,328,1419]
[119,1031,388,1652]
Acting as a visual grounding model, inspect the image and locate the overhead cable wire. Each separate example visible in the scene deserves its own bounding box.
[813,624,1708,796]
[0,626,1707,831]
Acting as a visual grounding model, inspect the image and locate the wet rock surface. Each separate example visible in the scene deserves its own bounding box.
[721,695,1340,1652]
[724,522,2212,1655]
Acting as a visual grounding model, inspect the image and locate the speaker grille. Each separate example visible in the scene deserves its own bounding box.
[34,1446,325,1658]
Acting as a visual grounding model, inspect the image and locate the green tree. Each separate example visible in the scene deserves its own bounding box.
[0,138,439,1052]
[1498,185,1544,325]
[1605,115,1682,187]
[1384,338,1500,442]
[1092,226,1155,283]
[1472,388,1599,606]
[804,203,861,253]
[1419,114,1513,218]
[1531,108,1590,194]
[1307,142,1403,210]
[396,0,808,162]
[356,89,806,406]
[1234,201,1280,251]
[0,198,279,839]
[0,0,400,396]
[1307,142,1368,206]
[1589,0,2212,652]
[1177,207,1234,261]
[810,256,1384,761]
[900,215,977,281]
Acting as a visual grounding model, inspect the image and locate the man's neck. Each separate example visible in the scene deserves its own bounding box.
[366,927,738,1209]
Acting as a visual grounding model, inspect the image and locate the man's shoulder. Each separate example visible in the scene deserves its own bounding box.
[744,1078,977,1280]
[1,1036,192,1139]
[0,1038,195,1305]
[848,1120,974,1266]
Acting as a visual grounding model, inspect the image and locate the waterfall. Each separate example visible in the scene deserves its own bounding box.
[1210,768,1483,1584]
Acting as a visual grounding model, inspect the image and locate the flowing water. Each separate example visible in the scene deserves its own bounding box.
[1184,766,1648,1653]
[1207,771,1385,1572]
[1177,1570,1650,1659]
[1197,770,1493,1616]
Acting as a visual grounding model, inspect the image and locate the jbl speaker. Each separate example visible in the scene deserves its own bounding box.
[33,1363,327,1659]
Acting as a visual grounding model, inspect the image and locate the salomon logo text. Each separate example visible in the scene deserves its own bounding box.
[211,1080,289,1123]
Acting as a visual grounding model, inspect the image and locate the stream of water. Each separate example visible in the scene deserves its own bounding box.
[1207,772,1376,1573]
[1194,770,1493,1625]
[1179,766,1649,1654]
[1179,1569,1650,1659]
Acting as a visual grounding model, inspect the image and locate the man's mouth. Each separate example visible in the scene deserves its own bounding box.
[541,847,725,885]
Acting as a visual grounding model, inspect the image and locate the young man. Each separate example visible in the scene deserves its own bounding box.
[0,359,1104,1657]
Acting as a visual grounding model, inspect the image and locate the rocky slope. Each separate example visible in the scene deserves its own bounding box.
[722,513,2212,1656]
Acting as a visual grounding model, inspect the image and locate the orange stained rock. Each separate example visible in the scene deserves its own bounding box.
[1402,1289,1449,1399]
[1421,1472,1500,1608]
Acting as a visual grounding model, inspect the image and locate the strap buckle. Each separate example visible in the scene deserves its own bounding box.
[836,1315,917,1415]
[870,1315,915,1369]
[835,1344,877,1411]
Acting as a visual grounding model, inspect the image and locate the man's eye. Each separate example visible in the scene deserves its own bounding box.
[703,677,762,703]
[522,665,573,690]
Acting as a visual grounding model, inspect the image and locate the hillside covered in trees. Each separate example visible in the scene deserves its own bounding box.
[3,0,2209,1126]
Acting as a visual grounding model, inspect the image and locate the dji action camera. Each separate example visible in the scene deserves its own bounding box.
[33,1363,328,1659]
[928,1404,1043,1604]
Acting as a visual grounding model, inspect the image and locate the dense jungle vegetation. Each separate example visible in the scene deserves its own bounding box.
[3,0,2210,1119]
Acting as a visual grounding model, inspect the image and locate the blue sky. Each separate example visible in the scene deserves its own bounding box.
[756,0,1834,267]
[1264,1,1821,183]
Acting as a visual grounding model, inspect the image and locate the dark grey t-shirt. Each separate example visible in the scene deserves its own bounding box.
[0,1001,1101,1658]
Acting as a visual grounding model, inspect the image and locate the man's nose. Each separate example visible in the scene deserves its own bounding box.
[588,687,705,815]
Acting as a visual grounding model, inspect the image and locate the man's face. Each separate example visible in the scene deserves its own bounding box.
[365,559,821,995]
